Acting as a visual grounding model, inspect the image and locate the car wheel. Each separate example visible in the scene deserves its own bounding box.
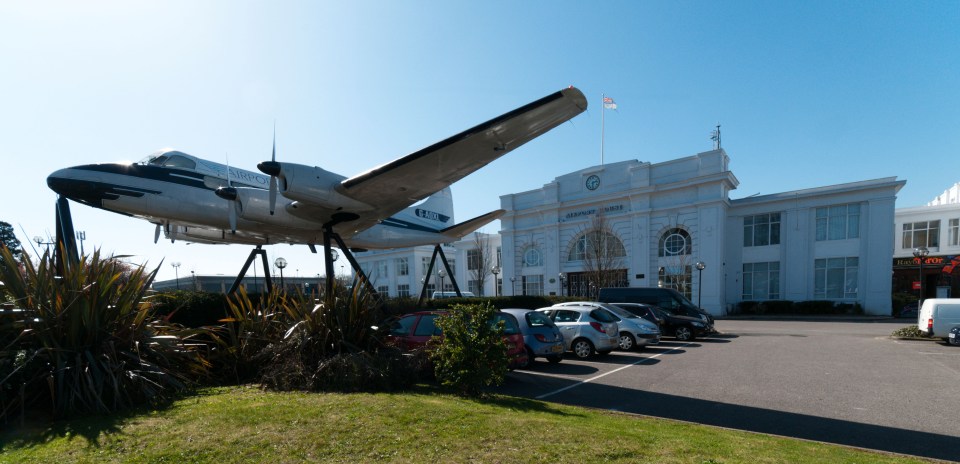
[619,332,636,351]
[675,326,694,341]
[571,339,594,359]
[547,354,562,364]
[518,347,534,369]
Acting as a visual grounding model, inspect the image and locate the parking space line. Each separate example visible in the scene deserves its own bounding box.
[535,343,693,400]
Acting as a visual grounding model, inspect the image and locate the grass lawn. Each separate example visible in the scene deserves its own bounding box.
[0,385,933,463]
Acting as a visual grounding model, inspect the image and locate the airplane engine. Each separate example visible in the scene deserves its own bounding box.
[276,164,372,211]
[233,187,321,228]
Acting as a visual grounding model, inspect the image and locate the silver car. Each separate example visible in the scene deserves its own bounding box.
[537,305,620,359]
[555,301,661,351]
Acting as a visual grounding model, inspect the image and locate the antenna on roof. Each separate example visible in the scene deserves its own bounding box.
[710,123,721,150]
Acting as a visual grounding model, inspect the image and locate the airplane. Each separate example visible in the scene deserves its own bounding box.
[46,87,588,292]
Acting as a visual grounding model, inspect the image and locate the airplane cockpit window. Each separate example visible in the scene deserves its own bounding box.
[161,155,197,170]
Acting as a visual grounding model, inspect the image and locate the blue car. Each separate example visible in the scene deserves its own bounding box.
[500,308,565,367]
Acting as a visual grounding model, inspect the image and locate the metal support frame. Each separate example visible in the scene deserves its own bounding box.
[417,244,463,306]
[228,245,273,294]
[54,195,80,275]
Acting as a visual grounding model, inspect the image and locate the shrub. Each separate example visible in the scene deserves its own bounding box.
[0,246,208,421]
[430,302,508,397]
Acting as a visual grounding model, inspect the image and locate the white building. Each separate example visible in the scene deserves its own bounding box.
[354,232,502,299]
[892,184,960,300]
[355,149,907,316]
[499,149,904,316]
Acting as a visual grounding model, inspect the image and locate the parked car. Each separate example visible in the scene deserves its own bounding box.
[950,326,960,347]
[553,301,661,351]
[431,291,476,299]
[608,301,663,328]
[917,298,960,342]
[385,310,529,368]
[500,308,565,366]
[537,305,620,359]
[598,287,715,325]
[613,302,710,341]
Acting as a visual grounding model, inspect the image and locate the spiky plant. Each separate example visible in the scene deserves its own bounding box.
[0,245,208,421]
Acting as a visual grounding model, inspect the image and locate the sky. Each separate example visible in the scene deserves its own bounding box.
[2,1,958,283]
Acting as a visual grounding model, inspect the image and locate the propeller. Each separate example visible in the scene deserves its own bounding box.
[215,155,240,233]
[257,126,281,215]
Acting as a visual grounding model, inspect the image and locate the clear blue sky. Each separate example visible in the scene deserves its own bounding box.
[2,1,957,282]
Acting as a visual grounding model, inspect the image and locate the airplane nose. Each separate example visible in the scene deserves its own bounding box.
[47,167,105,205]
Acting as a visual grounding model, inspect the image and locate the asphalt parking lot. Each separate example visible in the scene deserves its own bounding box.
[500,319,960,462]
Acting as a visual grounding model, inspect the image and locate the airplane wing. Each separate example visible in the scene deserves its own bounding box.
[339,87,587,218]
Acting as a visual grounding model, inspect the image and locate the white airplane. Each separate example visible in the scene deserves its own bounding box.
[46,87,587,279]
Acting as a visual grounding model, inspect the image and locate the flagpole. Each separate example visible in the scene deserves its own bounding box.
[600,93,605,166]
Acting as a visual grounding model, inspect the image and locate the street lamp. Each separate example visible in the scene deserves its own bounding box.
[695,261,706,308]
[171,262,181,290]
[491,266,501,297]
[913,247,929,308]
[437,268,447,294]
[275,257,287,289]
[558,272,566,297]
[510,276,516,296]
[33,236,53,255]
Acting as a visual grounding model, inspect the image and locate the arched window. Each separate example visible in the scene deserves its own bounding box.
[523,248,543,267]
[659,228,691,257]
[567,230,626,262]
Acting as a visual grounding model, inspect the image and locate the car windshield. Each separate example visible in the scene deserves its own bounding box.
[605,304,640,319]
[492,314,520,335]
[590,308,618,323]
[525,311,555,328]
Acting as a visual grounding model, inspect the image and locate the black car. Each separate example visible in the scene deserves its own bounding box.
[611,302,664,328]
[614,302,710,341]
[950,326,960,346]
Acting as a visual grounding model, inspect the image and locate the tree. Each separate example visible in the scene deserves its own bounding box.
[579,212,627,294]
[0,221,23,264]
[468,232,494,296]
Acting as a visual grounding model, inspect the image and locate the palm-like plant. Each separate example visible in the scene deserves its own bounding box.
[0,246,207,420]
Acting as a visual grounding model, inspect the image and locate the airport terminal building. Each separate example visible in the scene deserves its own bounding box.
[356,148,905,316]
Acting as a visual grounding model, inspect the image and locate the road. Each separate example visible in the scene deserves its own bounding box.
[500,319,960,462]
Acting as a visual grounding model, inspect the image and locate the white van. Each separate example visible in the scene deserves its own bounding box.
[917,298,960,340]
[431,291,476,299]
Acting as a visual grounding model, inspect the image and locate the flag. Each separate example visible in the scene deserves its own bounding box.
[603,96,617,110]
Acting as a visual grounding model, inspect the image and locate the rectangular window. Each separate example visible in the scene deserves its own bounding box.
[523,275,544,296]
[395,257,409,276]
[468,279,480,295]
[375,260,388,279]
[742,262,781,300]
[816,204,860,241]
[377,285,389,295]
[467,249,482,271]
[814,257,858,299]
[950,219,959,247]
[421,257,431,276]
[902,220,940,249]
[397,284,410,298]
[743,213,781,247]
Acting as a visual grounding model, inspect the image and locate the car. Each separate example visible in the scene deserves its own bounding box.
[431,291,476,299]
[385,310,529,369]
[613,302,710,341]
[917,298,960,341]
[537,305,620,359]
[500,308,565,366]
[598,287,715,325]
[609,301,664,328]
[553,301,661,351]
[950,326,960,347]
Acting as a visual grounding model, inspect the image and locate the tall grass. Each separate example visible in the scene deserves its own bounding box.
[0,246,208,421]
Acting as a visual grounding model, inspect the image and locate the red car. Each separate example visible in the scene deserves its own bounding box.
[385,310,529,369]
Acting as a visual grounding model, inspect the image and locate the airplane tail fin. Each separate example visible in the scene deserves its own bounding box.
[386,187,456,231]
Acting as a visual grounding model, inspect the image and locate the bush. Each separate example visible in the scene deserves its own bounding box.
[430,302,508,397]
[0,246,208,421]
[892,325,924,338]
[152,291,229,327]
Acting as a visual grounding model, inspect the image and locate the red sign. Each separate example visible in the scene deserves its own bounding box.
[912,281,922,290]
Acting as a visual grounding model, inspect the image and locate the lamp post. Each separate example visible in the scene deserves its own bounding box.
[510,277,516,296]
[33,236,53,255]
[491,266,501,297]
[275,257,287,289]
[913,247,929,308]
[191,270,196,291]
[695,261,706,308]
[558,272,566,297]
[76,231,86,256]
[171,262,181,290]
[438,268,447,294]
